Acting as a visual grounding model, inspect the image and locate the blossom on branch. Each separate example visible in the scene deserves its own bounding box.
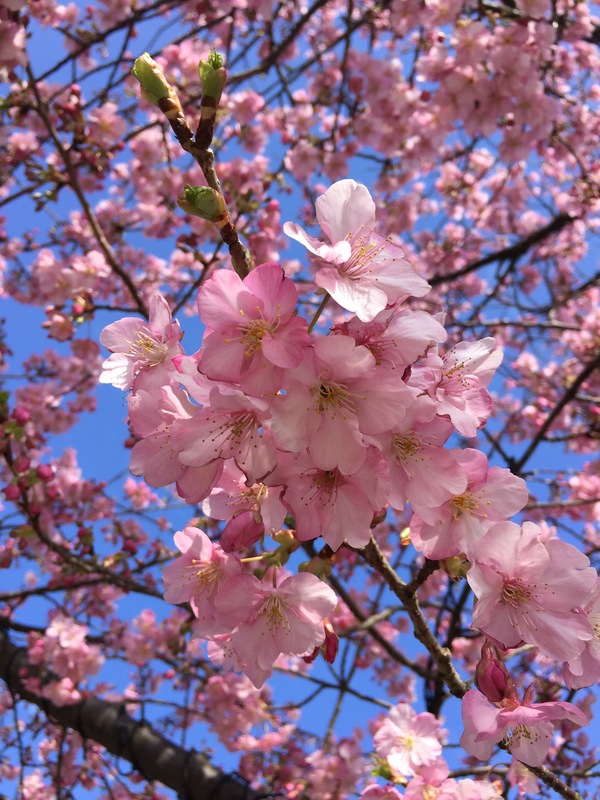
[196,261,311,395]
[373,702,444,776]
[213,571,338,687]
[99,293,183,391]
[460,687,587,767]
[283,179,429,322]
[468,521,596,661]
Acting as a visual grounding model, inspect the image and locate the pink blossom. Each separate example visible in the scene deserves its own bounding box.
[373,702,444,776]
[215,571,338,687]
[162,527,242,635]
[196,262,311,395]
[460,687,587,767]
[202,462,286,552]
[469,521,596,661]
[268,446,389,550]
[374,394,467,510]
[171,385,276,482]
[41,677,81,705]
[128,386,222,502]
[410,338,503,437]
[87,101,127,149]
[410,449,528,559]
[453,778,504,800]
[403,758,453,800]
[360,785,403,800]
[271,334,411,474]
[283,179,429,321]
[563,583,600,689]
[99,293,183,390]
[333,308,447,372]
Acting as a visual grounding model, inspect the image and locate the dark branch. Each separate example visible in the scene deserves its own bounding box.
[0,629,275,800]
[429,214,576,286]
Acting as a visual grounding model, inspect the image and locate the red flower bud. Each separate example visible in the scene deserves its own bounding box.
[475,640,515,704]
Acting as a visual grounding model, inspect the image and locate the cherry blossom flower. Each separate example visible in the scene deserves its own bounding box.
[373,394,467,510]
[409,449,528,559]
[99,293,183,390]
[403,758,453,800]
[271,334,411,474]
[202,462,287,553]
[196,262,311,395]
[268,446,389,550]
[460,687,587,767]
[332,307,447,372]
[410,338,502,438]
[469,521,596,661]
[162,527,242,635]
[128,386,223,503]
[373,702,444,776]
[563,583,600,689]
[171,384,277,482]
[283,179,429,321]
[360,784,403,800]
[214,571,338,687]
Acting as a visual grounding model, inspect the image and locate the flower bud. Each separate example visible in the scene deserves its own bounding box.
[322,619,338,663]
[177,184,228,224]
[298,555,332,579]
[198,50,227,111]
[399,526,411,547]
[302,620,338,665]
[440,555,469,580]
[475,640,515,704]
[4,484,21,501]
[132,53,172,106]
[12,406,31,425]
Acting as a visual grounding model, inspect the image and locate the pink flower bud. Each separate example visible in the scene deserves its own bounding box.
[4,484,21,501]
[322,619,339,664]
[12,407,31,425]
[13,456,30,473]
[474,640,514,704]
[36,464,54,482]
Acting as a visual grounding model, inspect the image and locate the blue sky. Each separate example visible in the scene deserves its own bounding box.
[1,5,599,797]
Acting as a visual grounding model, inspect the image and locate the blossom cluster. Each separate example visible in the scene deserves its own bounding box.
[100,179,597,759]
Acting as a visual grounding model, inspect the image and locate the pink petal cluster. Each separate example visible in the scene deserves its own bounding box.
[197,261,310,394]
[469,521,596,661]
[410,449,528,559]
[163,527,337,686]
[461,687,587,767]
[373,702,444,776]
[99,293,183,391]
[284,179,430,321]
[98,178,598,739]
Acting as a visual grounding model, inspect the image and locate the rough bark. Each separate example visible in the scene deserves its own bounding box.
[0,629,274,800]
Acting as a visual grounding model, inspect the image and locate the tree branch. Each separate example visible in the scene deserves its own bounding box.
[429,214,576,286]
[0,629,275,800]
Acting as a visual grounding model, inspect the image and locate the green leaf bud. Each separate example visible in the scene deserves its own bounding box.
[132,53,172,106]
[177,184,228,223]
[198,50,227,111]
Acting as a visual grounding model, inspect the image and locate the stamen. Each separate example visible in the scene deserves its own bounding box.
[128,327,168,365]
[501,580,532,607]
[259,596,290,634]
[450,491,479,520]
[239,318,274,358]
[392,432,421,463]
[312,380,357,416]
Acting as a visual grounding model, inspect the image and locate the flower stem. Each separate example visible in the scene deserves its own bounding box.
[308,294,331,333]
